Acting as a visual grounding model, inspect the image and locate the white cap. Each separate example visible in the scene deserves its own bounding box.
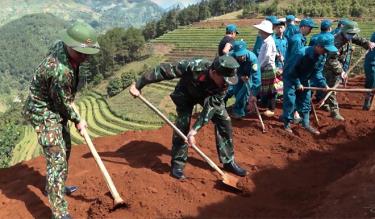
[253,20,273,34]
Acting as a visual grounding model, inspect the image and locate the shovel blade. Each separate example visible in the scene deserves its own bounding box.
[222,173,241,190]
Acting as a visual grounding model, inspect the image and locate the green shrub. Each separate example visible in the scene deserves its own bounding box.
[107,78,123,97]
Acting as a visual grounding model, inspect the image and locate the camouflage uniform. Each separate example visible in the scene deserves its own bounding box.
[23,40,80,219]
[324,32,370,114]
[135,59,235,169]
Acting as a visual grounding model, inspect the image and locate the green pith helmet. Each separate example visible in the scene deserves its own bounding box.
[212,55,240,85]
[341,21,360,34]
[61,22,100,55]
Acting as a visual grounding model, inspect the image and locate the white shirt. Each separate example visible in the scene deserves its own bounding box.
[258,35,277,70]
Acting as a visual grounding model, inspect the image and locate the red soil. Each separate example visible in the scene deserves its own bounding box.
[0,77,374,219]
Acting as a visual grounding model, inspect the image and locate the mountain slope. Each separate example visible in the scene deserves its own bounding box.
[0,0,163,30]
[0,13,68,89]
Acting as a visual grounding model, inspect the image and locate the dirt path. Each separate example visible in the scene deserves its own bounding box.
[0,77,374,219]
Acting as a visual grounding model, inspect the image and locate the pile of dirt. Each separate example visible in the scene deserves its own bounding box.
[0,77,374,218]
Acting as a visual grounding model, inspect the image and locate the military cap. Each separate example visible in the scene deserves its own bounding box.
[266,16,280,25]
[226,24,239,34]
[61,22,100,55]
[316,34,338,53]
[320,19,333,29]
[286,15,295,22]
[300,18,318,28]
[342,20,360,34]
[212,55,239,85]
[233,40,248,57]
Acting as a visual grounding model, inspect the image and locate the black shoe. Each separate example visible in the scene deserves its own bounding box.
[61,214,72,219]
[65,185,78,195]
[171,166,186,180]
[43,186,78,196]
[223,161,247,177]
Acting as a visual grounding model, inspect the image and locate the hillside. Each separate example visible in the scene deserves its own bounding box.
[0,0,163,30]
[0,13,68,93]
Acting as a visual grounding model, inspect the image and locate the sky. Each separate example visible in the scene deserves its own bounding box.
[151,0,201,9]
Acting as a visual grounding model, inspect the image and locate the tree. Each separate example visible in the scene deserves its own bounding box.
[198,1,211,21]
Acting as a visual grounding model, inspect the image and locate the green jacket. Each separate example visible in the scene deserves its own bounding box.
[135,58,228,131]
[24,40,81,126]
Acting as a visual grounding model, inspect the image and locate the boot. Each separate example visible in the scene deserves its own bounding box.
[331,110,345,121]
[171,165,186,180]
[223,161,247,177]
[303,126,320,135]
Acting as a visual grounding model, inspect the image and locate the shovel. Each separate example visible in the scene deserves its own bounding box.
[71,104,126,208]
[137,94,241,190]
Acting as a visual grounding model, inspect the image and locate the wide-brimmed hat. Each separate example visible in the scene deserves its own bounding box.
[253,20,273,34]
[61,22,100,55]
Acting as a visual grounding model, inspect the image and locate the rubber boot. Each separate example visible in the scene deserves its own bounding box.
[171,165,186,180]
[223,161,247,177]
[331,110,345,121]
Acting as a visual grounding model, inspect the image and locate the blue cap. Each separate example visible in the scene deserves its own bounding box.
[316,34,338,53]
[371,32,375,42]
[286,15,295,21]
[300,18,318,28]
[233,40,248,57]
[226,24,239,34]
[321,19,333,29]
[266,16,279,25]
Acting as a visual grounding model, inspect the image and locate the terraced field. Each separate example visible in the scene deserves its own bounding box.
[11,91,166,165]
[10,126,39,166]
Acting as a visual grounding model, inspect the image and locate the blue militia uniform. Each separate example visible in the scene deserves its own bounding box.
[286,32,306,62]
[282,46,327,127]
[229,50,261,116]
[274,34,288,69]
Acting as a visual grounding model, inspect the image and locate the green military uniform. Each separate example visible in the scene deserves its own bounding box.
[135,58,238,170]
[23,22,99,219]
[324,21,371,119]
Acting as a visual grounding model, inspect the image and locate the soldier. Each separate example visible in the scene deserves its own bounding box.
[363,32,375,110]
[23,22,100,219]
[218,24,239,56]
[274,19,288,70]
[324,20,375,120]
[309,19,334,104]
[284,15,299,40]
[286,18,317,61]
[282,34,337,135]
[227,40,260,119]
[331,19,350,36]
[129,55,247,179]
